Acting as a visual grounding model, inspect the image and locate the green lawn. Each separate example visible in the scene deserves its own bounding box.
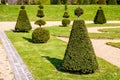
[6,27,120,80]
[106,42,120,49]
[99,28,120,33]
[0,5,120,21]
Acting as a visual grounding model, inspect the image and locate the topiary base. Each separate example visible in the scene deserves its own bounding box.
[62,20,98,74]
[32,28,50,43]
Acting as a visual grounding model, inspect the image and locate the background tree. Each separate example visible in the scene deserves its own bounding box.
[97,0,106,4]
[90,0,97,4]
[83,0,90,4]
[107,0,117,5]
[77,0,83,4]
[62,7,98,74]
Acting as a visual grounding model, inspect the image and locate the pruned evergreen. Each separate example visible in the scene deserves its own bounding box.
[15,5,32,32]
[74,7,83,19]
[94,7,106,24]
[62,4,70,27]
[32,28,50,43]
[35,3,46,27]
[62,7,98,74]
[32,3,50,43]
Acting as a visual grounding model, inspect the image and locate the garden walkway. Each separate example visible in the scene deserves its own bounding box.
[0,21,120,80]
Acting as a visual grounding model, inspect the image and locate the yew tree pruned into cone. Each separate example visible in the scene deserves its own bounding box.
[94,7,106,24]
[15,5,32,32]
[62,7,98,74]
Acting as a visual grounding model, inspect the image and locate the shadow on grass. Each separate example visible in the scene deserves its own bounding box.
[42,56,64,71]
[23,37,33,43]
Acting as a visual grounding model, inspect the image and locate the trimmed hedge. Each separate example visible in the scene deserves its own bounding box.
[32,28,50,43]
[62,20,98,74]
[94,7,106,24]
[15,6,32,32]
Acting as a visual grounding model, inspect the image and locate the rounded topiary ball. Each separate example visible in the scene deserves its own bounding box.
[74,7,84,18]
[32,28,50,43]
[62,18,70,27]
[21,5,25,9]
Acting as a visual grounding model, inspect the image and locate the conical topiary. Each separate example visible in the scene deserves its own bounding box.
[62,4,70,27]
[62,7,98,74]
[15,5,32,32]
[94,7,106,24]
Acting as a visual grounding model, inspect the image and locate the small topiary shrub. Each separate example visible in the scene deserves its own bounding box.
[62,19,70,27]
[62,7,98,74]
[15,5,32,32]
[63,11,70,18]
[36,9,45,18]
[32,28,50,43]
[35,19,46,26]
[61,4,70,27]
[94,7,106,24]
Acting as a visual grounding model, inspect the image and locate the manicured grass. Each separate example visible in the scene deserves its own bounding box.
[0,5,120,21]
[86,23,120,27]
[99,28,120,33]
[6,31,120,80]
[45,26,120,39]
[106,42,120,49]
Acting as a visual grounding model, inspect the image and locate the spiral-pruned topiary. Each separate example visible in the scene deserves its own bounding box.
[32,28,50,43]
[62,7,98,74]
[62,4,70,27]
[74,7,83,19]
[94,7,106,24]
[15,6,32,32]
[35,4,46,27]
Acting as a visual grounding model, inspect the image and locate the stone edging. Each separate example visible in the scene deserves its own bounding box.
[0,30,34,80]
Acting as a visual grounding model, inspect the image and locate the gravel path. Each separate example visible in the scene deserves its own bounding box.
[0,41,15,80]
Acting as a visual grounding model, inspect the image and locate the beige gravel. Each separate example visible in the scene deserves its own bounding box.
[0,41,15,80]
